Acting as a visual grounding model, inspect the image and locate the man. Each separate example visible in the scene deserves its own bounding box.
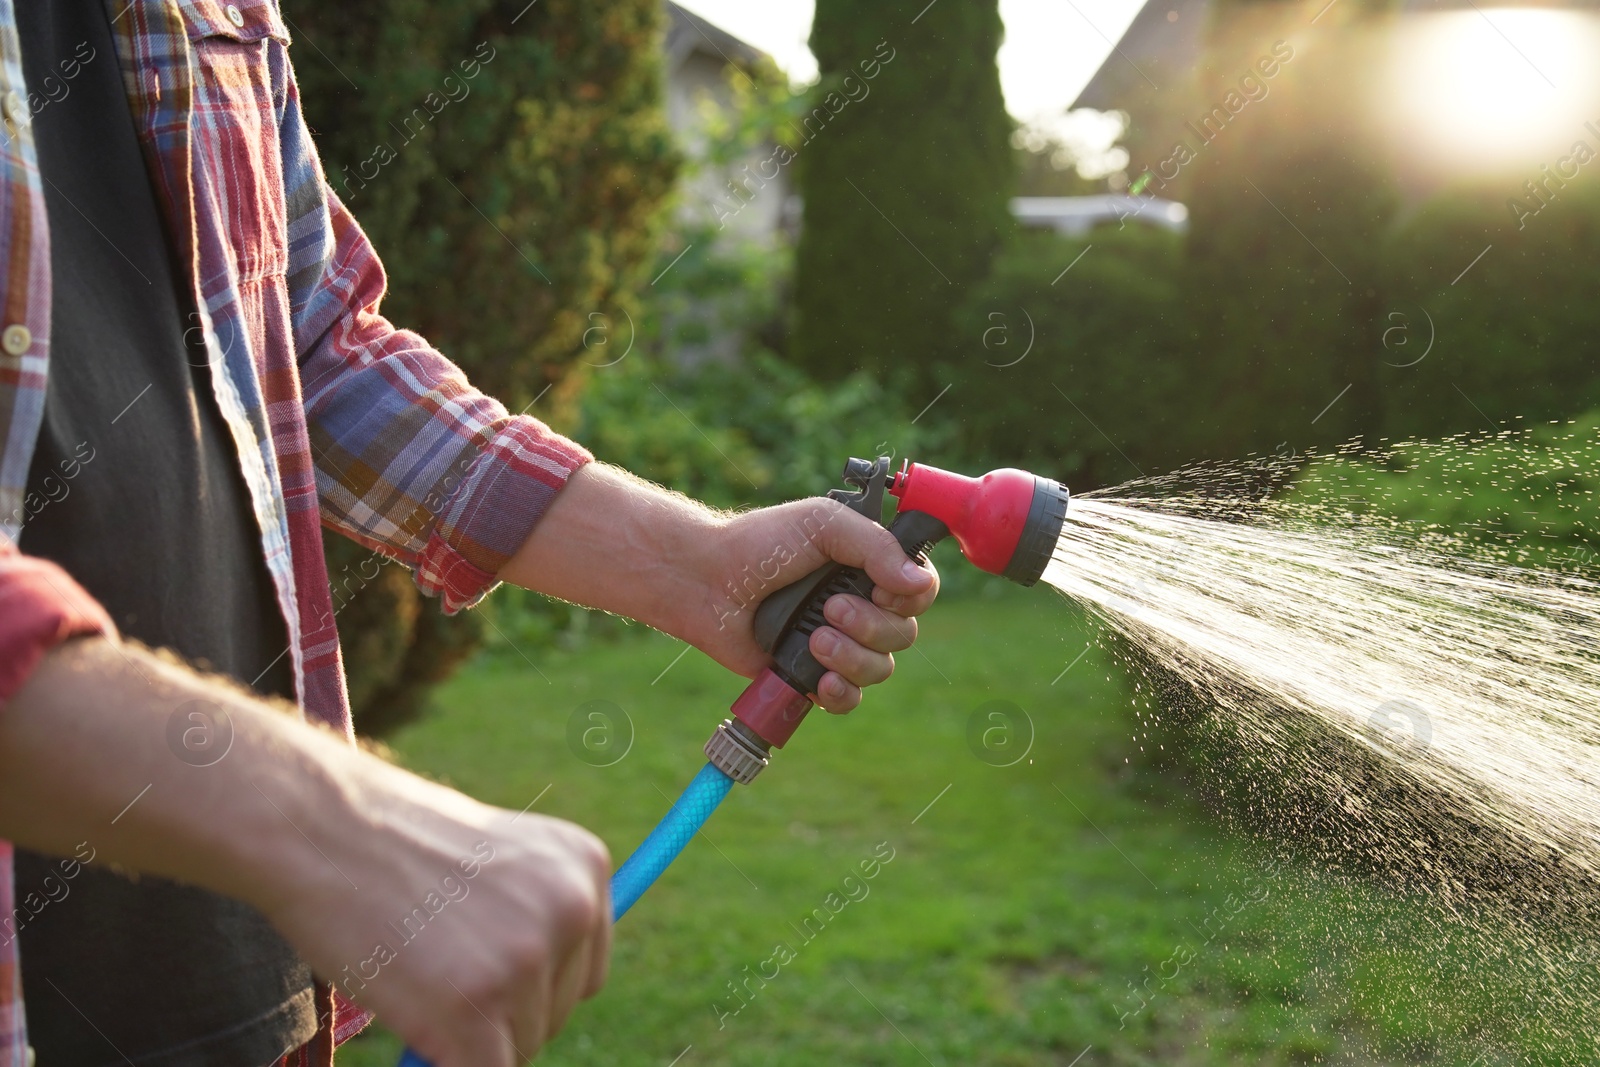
[0,3,938,1066]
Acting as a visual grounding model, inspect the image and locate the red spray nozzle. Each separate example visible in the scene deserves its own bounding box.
[889,461,1070,587]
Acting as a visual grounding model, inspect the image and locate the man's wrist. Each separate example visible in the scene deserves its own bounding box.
[638,491,730,642]
[498,461,731,641]
[216,706,370,918]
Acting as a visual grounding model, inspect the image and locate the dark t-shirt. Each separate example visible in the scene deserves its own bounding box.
[14,2,316,1063]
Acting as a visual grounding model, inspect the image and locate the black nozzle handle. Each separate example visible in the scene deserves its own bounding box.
[752,509,951,698]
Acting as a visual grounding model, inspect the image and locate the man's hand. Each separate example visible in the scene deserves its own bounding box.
[268,770,612,1067]
[692,498,939,710]
[0,638,610,1067]
[500,464,941,711]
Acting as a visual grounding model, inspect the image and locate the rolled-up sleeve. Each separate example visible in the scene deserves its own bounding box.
[278,63,589,614]
[0,540,117,705]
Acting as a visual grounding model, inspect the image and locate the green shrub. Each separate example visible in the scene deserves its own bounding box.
[1288,411,1600,573]
[1377,180,1600,442]
[289,0,679,407]
[794,0,1013,387]
[1110,7,1399,462]
[286,0,679,735]
[1182,144,1397,460]
[576,353,900,507]
[942,227,1188,490]
[1110,0,1600,462]
[477,347,935,655]
[468,52,951,680]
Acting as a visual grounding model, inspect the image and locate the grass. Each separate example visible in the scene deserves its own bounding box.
[338,584,1580,1066]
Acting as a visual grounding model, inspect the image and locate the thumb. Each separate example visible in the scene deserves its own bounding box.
[811,503,934,597]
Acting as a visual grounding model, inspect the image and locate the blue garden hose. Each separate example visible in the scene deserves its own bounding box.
[610,761,736,919]
[398,762,736,1067]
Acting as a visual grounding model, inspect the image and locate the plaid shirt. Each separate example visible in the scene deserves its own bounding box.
[0,0,592,1062]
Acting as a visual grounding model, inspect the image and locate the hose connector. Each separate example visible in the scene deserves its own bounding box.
[704,717,771,784]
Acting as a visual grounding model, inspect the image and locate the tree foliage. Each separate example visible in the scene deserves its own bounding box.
[1169,0,1600,456]
[1176,11,1397,461]
[1378,179,1600,440]
[285,0,679,735]
[956,0,1600,489]
[794,0,1013,387]
[946,227,1187,489]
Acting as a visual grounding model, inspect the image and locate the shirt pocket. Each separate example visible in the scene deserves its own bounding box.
[179,0,292,283]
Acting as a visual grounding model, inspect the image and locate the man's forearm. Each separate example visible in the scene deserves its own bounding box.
[0,637,366,916]
[496,460,940,704]
[496,462,727,642]
[0,636,614,1061]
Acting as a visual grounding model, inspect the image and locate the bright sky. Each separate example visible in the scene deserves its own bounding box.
[672,0,1150,129]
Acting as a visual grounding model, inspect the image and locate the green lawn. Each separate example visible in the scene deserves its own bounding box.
[339,585,1577,1066]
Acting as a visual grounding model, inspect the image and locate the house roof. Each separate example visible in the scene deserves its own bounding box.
[664,2,770,73]
[1074,0,1600,111]
[1072,0,1211,111]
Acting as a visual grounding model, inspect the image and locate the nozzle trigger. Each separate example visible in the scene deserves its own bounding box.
[826,456,891,522]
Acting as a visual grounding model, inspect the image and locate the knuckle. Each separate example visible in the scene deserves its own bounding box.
[869,607,911,648]
[553,883,598,927]
[576,829,611,878]
[553,869,604,930]
[812,498,850,539]
[573,892,604,932]
[504,929,554,981]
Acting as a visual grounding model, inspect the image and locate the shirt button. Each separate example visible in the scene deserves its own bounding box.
[2,324,30,356]
[2,91,26,128]
[225,4,245,27]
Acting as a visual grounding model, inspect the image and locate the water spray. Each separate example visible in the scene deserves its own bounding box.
[400,434,1600,1063]
[399,458,1069,1066]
